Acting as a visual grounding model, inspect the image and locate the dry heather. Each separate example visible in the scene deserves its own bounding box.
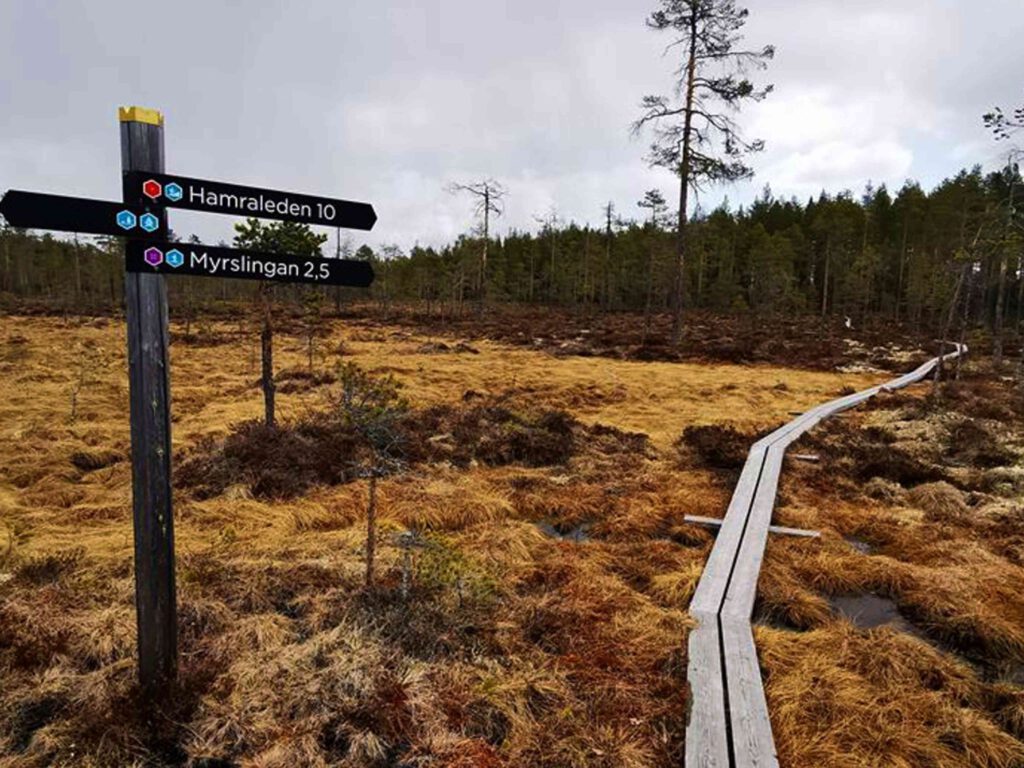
[0,314,1021,767]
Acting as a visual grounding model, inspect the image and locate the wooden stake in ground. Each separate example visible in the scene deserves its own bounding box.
[260,283,276,428]
[119,105,177,696]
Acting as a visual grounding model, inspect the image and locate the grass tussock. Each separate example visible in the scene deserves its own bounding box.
[760,624,1024,768]
[907,481,969,523]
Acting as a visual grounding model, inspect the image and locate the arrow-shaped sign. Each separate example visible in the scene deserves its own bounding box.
[0,190,165,238]
[125,240,375,287]
[124,172,377,230]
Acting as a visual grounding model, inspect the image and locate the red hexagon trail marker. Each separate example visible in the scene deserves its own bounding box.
[142,179,162,199]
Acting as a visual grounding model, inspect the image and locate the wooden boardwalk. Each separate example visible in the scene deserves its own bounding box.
[684,345,966,768]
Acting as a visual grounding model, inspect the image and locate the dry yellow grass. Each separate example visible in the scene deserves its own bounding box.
[756,368,1024,767]
[0,315,1020,767]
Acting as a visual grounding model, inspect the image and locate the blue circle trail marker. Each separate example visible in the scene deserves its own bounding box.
[0,104,378,699]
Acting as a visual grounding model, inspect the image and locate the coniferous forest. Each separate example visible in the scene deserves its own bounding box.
[3,165,1022,339]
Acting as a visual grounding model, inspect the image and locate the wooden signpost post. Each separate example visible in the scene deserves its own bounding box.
[120,106,177,697]
[0,105,377,696]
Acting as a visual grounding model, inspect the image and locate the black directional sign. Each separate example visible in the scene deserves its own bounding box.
[124,172,377,230]
[0,190,166,238]
[125,240,374,287]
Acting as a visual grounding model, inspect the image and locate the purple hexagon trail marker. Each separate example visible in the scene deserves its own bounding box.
[144,247,164,266]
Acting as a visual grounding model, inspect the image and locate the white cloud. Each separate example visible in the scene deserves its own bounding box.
[760,140,914,198]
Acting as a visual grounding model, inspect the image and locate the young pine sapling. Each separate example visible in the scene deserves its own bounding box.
[332,362,408,588]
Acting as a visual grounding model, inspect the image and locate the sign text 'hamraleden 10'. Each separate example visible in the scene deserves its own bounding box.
[124,172,377,230]
[126,241,374,287]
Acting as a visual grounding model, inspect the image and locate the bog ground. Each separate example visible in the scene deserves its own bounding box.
[1,313,1023,768]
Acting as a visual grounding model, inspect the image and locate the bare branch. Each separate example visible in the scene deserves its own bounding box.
[447,178,507,219]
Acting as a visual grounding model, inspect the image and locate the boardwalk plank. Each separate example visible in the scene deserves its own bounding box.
[722,619,779,768]
[686,615,731,768]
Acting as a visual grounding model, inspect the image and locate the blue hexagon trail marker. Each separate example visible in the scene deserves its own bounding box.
[164,183,183,202]
[165,249,184,268]
[117,210,138,230]
[140,212,160,232]
[0,191,159,238]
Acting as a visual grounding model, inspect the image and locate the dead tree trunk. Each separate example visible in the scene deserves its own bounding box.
[479,187,489,316]
[671,21,697,346]
[365,473,378,587]
[932,263,968,396]
[260,284,275,428]
[820,233,831,319]
[994,254,1008,367]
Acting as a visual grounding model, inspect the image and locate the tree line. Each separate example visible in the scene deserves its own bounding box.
[1,163,1022,335]
[378,166,1024,335]
[1,0,1020,362]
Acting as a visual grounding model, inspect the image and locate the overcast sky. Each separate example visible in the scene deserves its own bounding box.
[1,0,1022,253]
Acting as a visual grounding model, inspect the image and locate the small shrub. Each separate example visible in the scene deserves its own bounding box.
[489,410,575,467]
[16,547,85,585]
[70,448,123,472]
[677,424,752,469]
[852,443,945,487]
[946,418,1015,469]
[405,404,578,468]
[179,391,584,501]
[177,419,361,500]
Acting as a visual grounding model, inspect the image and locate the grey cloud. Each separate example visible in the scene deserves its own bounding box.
[1,0,1021,251]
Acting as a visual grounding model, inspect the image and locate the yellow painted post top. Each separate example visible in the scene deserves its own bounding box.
[118,106,164,126]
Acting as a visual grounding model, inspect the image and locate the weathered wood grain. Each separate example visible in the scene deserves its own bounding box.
[721,619,778,768]
[121,116,177,696]
[684,515,819,538]
[686,614,730,768]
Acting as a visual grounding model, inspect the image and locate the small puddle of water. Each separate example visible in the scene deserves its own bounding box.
[996,662,1024,687]
[832,595,1024,687]
[536,522,591,542]
[844,536,873,555]
[830,593,925,639]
